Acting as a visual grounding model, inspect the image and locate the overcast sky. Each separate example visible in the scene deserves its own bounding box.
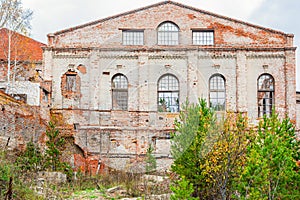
[22,0,300,89]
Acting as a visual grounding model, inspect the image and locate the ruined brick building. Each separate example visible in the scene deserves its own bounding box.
[0,28,46,106]
[41,1,296,172]
[0,29,48,151]
[0,90,46,151]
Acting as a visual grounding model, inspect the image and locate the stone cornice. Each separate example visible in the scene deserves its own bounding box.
[53,55,90,59]
[246,54,285,59]
[97,55,138,59]
[46,46,296,53]
[198,54,236,59]
[149,55,187,59]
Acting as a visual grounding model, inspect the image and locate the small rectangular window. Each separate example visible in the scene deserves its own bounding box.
[122,30,144,45]
[42,89,49,103]
[192,30,214,45]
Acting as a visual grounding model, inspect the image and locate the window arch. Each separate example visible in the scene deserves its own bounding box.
[112,74,128,110]
[157,74,179,112]
[257,74,274,117]
[157,22,179,45]
[209,74,226,111]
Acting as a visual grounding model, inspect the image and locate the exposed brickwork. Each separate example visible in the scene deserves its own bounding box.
[50,2,292,49]
[0,28,45,61]
[77,64,87,74]
[0,91,46,150]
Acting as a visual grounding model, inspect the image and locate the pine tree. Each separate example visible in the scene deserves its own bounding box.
[171,99,216,197]
[237,113,300,199]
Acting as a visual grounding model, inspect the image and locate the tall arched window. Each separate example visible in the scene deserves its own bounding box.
[258,74,274,117]
[209,74,226,111]
[157,22,179,45]
[158,74,179,112]
[112,74,128,110]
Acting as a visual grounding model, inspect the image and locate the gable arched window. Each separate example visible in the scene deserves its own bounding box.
[158,74,179,112]
[209,74,226,111]
[258,74,274,117]
[112,74,128,110]
[157,22,179,45]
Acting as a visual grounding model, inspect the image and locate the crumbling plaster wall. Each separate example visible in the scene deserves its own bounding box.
[46,49,295,121]
[0,61,43,106]
[0,81,41,106]
[45,49,295,172]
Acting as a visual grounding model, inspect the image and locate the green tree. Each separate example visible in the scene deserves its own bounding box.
[171,100,253,199]
[200,113,253,199]
[145,144,156,174]
[237,113,300,199]
[45,121,65,171]
[170,177,198,200]
[17,141,43,172]
[171,99,216,198]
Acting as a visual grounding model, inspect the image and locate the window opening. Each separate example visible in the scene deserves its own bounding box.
[209,74,226,111]
[192,30,214,45]
[122,30,144,45]
[112,74,128,110]
[258,74,274,117]
[158,74,179,112]
[157,22,179,45]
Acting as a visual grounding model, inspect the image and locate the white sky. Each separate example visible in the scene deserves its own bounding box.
[22,0,300,90]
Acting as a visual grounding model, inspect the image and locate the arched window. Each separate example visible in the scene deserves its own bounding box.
[157,22,179,45]
[158,74,179,112]
[257,74,274,117]
[209,74,226,111]
[112,74,128,110]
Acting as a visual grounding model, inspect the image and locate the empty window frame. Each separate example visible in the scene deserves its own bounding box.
[209,74,226,111]
[66,74,76,92]
[157,22,179,45]
[112,74,128,110]
[122,30,144,45]
[42,89,50,103]
[192,30,214,45]
[257,74,274,117]
[158,74,179,112]
[61,70,81,98]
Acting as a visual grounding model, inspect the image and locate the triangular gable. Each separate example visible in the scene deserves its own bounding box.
[53,0,290,37]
